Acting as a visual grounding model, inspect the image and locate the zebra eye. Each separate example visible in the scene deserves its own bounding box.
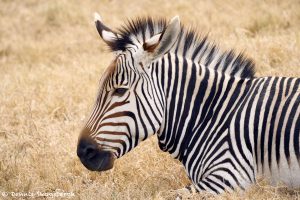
[113,87,128,96]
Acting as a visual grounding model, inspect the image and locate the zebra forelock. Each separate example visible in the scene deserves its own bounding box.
[105,17,255,79]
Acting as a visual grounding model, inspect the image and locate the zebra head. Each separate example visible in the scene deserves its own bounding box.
[77,13,181,171]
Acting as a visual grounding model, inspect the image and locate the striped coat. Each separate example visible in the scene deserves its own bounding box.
[77,13,300,193]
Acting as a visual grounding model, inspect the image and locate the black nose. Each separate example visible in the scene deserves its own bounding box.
[77,139,98,160]
[77,139,115,171]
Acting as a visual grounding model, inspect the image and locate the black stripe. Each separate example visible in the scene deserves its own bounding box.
[268,78,284,167]
[254,78,271,170]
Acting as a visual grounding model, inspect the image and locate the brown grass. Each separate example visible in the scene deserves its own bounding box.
[0,0,300,199]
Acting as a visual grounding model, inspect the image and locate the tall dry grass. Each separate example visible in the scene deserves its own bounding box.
[0,0,300,199]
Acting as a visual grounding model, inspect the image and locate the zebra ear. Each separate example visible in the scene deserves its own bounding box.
[94,12,118,45]
[144,16,181,60]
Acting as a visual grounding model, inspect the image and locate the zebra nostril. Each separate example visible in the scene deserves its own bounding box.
[77,139,98,160]
[85,146,97,159]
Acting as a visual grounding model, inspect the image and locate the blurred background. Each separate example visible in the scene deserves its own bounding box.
[0,0,299,199]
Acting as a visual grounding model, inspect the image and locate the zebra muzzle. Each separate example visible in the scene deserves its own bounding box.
[77,138,115,171]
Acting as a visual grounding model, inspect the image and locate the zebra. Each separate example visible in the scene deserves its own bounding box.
[77,13,300,194]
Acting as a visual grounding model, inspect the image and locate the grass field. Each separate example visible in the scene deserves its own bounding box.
[0,0,300,199]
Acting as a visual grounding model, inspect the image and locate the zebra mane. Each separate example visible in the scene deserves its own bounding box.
[107,17,256,78]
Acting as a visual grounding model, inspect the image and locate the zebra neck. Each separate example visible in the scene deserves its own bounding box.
[156,53,247,162]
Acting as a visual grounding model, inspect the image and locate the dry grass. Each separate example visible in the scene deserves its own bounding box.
[0,0,300,199]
